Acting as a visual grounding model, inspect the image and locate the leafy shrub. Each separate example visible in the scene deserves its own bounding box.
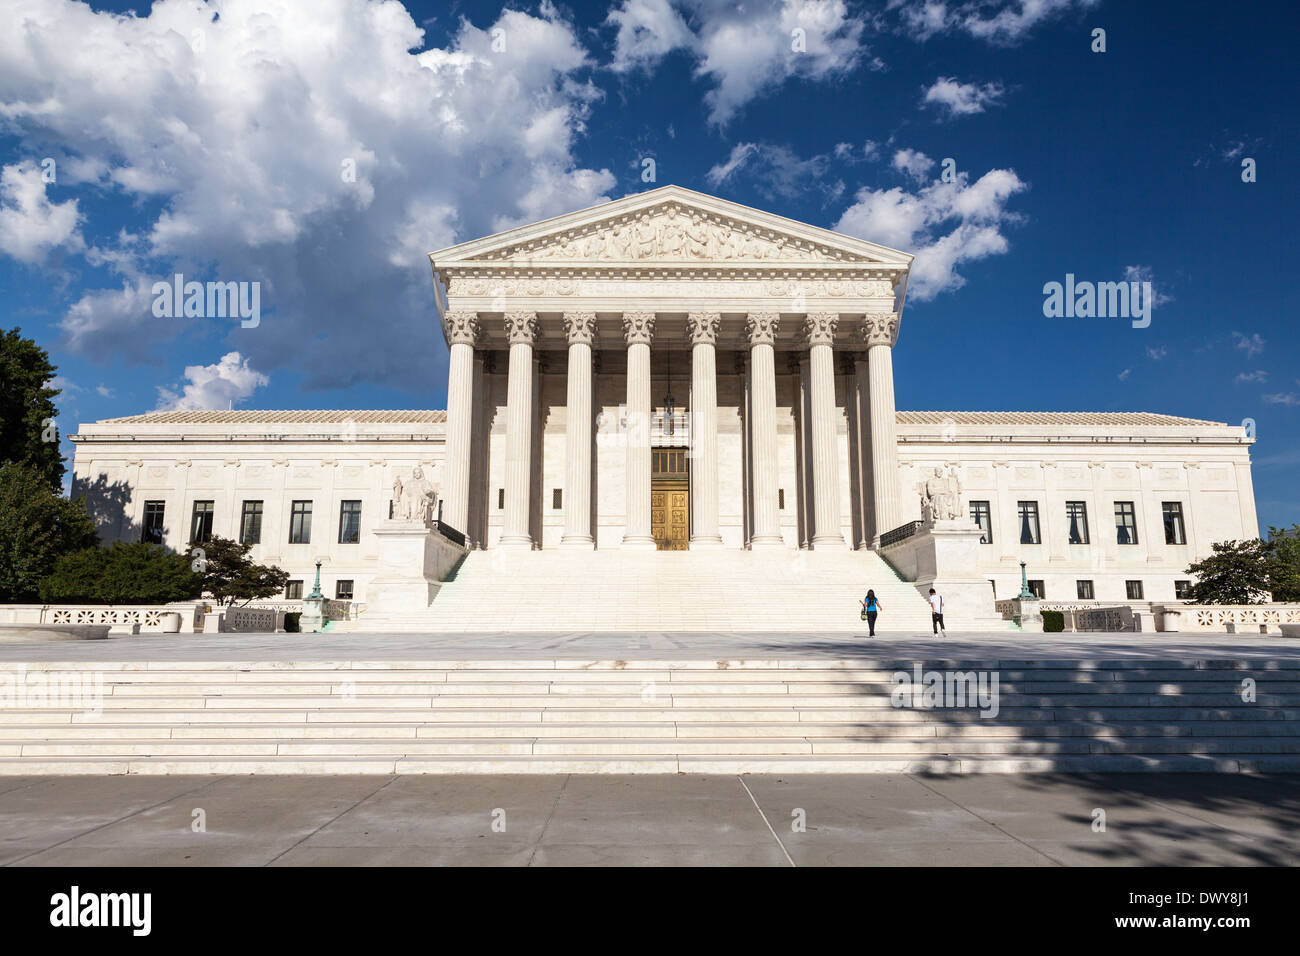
[1041,610,1065,633]
[40,542,201,604]
[283,612,301,633]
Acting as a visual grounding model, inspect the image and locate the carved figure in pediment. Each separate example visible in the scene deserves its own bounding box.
[633,213,657,258]
[684,212,710,258]
[658,206,684,257]
[605,222,631,259]
[582,231,605,257]
[716,225,738,259]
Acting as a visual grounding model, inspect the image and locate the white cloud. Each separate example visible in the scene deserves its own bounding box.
[1235,370,1268,384]
[1123,265,1174,307]
[891,148,935,183]
[836,161,1027,300]
[606,0,870,125]
[922,76,1004,118]
[706,142,843,202]
[0,163,84,264]
[1263,392,1300,407]
[156,351,269,412]
[1117,368,1132,382]
[1145,346,1167,361]
[891,0,1100,43]
[1232,331,1266,358]
[0,0,614,390]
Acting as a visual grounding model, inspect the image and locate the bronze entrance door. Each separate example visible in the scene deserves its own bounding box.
[650,448,689,550]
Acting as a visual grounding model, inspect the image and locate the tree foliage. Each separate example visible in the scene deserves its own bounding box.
[1185,539,1272,604]
[192,536,290,606]
[40,542,202,604]
[1266,525,1300,603]
[0,328,65,491]
[0,462,99,602]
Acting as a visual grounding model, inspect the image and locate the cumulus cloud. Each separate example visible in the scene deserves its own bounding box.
[606,0,871,125]
[706,142,843,202]
[0,0,614,390]
[891,148,936,183]
[922,76,1004,118]
[156,351,269,412]
[1122,264,1174,307]
[891,0,1100,43]
[0,163,84,264]
[835,160,1028,300]
[1263,392,1300,407]
[1235,370,1268,384]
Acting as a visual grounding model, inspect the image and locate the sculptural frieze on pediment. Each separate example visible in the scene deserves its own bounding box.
[467,203,868,264]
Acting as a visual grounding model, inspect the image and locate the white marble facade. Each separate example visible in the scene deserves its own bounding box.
[69,187,1259,608]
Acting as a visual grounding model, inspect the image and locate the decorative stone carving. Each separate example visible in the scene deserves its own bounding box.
[745,312,780,346]
[918,466,963,524]
[504,311,539,344]
[391,466,439,523]
[860,311,900,348]
[563,311,597,345]
[479,203,855,264]
[623,311,656,345]
[686,311,720,345]
[804,312,838,346]
[444,310,481,346]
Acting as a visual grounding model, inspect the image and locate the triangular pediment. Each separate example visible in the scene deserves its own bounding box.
[430,185,912,269]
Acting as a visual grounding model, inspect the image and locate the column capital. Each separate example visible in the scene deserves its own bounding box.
[745,312,780,346]
[504,311,539,345]
[444,310,482,346]
[686,311,721,345]
[804,312,838,347]
[563,311,597,346]
[860,311,900,348]
[622,311,656,345]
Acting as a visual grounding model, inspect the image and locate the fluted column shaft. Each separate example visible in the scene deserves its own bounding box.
[806,313,844,547]
[501,312,538,549]
[441,311,479,536]
[562,312,596,549]
[853,354,874,549]
[863,313,903,547]
[622,312,656,549]
[688,313,723,547]
[746,313,782,548]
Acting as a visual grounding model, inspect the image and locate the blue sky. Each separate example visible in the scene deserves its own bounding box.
[0,0,1295,530]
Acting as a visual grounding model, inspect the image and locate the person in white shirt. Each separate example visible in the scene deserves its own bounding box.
[928,588,946,635]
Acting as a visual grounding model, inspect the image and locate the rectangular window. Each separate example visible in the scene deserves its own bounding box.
[190,500,214,544]
[970,500,992,544]
[289,500,313,544]
[1115,501,1139,545]
[240,500,263,545]
[1076,580,1095,600]
[335,579,354,601]
[1066,501,1090,544]
[285,580,303,600]
[1126,579,1145,600]
[778,488,785,510]
[142,501,166,544]
[338,500,361,544]
[497,488,505,510]
[1028,579,1045,599]
[1174,579,1193,599]
[1162,501,1186,545]
[552,488,562,510]
[1017,501,1041,544]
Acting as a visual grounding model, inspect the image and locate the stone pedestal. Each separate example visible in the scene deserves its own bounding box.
[879,518,1005,629]
[1010,596,1044,633]
[368,519,467,614]
[299,597,326,634]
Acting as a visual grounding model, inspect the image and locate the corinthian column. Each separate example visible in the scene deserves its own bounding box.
[862,312,903,547]
[621,311,656,549]
[561,312,596,549]
[687,312,723,547]
[746,312,783,548]
[805,312,845,547]
[442,310,480,537]
[500,311,538,549]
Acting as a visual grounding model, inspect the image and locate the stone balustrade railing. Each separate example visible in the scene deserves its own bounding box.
[0,603,204,633]
[1152,603,1300,635]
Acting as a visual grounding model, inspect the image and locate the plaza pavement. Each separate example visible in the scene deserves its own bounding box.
[0,772,1296,866]
[0,629,1296,663]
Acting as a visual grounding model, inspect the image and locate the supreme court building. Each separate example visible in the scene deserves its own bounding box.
[71,186,1260,627]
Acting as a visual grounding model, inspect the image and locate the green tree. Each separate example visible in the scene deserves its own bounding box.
[40,542,202,604]
[1266,525,1300,602]
[192,536,290,606]
[0,462,99,602]
[1185,539,1272,605]
[0,328,65,491]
